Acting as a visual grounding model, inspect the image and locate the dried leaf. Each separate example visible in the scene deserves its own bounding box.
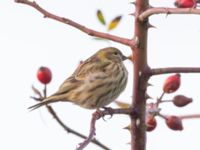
[108,15,122,31]
[31,85,42,98]
[115,101,130,108]
[96,9,106,25]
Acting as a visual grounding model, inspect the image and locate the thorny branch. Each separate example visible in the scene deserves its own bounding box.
[146,67,200,76]
[159,113,200,120]
[76,108,134,150]
[46,105,111,150]
[32,85,133,150]
[31,85,111,150]
[15,0,136,48]
[139,7,200,21]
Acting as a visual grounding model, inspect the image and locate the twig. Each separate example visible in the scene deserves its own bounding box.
[46,105,111,150]
[43,84,47,98]
[76,108,133,150]
[31,85,111,150]
[156,92,165,107]
[147,67,200,76]
[139,7,200,21]
[159,100,172,103]
[158,113,200,120]
[179,114,200,119]
[14,0,136,47]
[76,111,99,150]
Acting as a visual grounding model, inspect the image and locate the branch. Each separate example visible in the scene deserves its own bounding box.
[76,108,133,150]
[139,7,200,21]
[180,114,200,119]
[46,105,111,150]
[15,0,135,47]
[159,113,200,120]
[31,85,110,150]
[147,67,200,76]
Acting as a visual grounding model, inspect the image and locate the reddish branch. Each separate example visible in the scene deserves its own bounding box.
[31,95,111,149]
[159,113,200,120]
[46,105,111,150]
[77,108,133,150]
[147,67,200,76]
[180,114,200,119]
[139,7,200,21]
[32,84,111,150]
[130,0,149,149]
[14,0,135,47]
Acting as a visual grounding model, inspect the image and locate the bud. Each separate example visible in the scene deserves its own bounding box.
[37,66,52,84]
[146,115,157,132]
[172,95,192,107]
[166,116,183,131]
[163,74,181,93]
[174,0,196,8]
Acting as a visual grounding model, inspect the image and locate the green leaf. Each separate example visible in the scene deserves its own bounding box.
[96,9,106,25]
[108,15,122,31]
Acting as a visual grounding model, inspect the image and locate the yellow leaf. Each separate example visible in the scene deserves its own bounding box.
[108,15,122,31]
[115,101,130,108]
[96,9,106,25]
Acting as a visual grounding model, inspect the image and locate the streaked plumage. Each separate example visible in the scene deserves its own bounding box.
[29,47,128,110]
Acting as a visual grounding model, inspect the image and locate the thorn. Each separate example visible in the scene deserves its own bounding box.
[127,54,134,63]
[145,93,152,100]
[147,22,156,29]
[129,1,136,5]
[147,83,153,87]
[128,13,136,17]
[165,8,170,18]
[148,4,154,8]
[123,125,130,130]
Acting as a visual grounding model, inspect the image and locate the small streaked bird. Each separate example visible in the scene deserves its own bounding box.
[29,47,128,110]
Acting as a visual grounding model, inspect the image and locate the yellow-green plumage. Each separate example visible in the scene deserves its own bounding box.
[29,47,128,110]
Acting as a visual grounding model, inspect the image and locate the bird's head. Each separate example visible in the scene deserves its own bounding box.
[96,47,127,63]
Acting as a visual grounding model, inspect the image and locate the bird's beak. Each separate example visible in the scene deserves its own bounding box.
[122,55,128,61]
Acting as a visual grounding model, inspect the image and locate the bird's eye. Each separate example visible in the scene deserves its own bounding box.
[114,52,118,55]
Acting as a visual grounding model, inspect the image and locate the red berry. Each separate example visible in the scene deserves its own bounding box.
[163,74,181,93]
[146,115,157,132]
[37,66,52,84]
[172,95,193,107]
[166,116,183,131]
[174,0,196,8]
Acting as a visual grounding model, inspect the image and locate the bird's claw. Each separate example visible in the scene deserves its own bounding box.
[102,107,114,120]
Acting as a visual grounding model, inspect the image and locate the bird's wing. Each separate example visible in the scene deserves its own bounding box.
[74,56,108,80]
[55,56,110,95]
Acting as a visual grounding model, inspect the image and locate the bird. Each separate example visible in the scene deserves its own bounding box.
[29,47,128,110]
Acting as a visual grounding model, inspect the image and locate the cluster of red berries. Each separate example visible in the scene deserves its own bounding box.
[146,73,192,132]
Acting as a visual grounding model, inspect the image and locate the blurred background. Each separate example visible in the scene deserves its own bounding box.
[1,0,200,149]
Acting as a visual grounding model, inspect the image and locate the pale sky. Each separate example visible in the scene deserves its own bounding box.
[1,0,200,150]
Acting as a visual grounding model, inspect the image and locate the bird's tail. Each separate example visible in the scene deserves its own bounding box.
[28,95,60,111]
